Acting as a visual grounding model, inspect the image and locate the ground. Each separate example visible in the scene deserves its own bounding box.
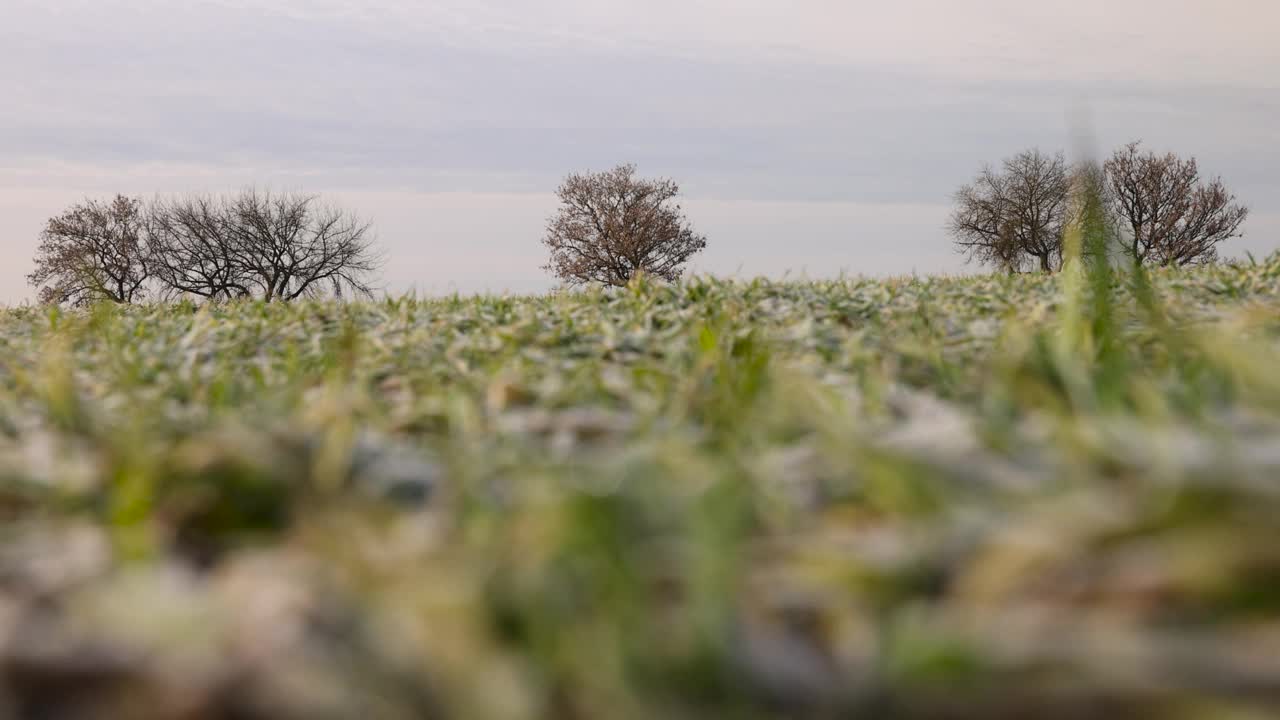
[1,255,1279,718]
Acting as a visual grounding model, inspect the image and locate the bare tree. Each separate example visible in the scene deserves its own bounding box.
[950,172,1027,274]
[28,195,151,306]
[1105,142,1249,267]
[224,190,380,301]
[949,149,1072,274]
[543,164,707,286]
[148,190,380,302]
[149,195,252,301]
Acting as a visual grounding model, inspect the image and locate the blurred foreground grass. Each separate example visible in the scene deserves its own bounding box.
[2,254,1280,718]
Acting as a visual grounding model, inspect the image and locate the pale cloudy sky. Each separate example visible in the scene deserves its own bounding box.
[2,0,1278,303]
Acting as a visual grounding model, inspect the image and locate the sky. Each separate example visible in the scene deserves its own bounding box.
[2,0,1278,303]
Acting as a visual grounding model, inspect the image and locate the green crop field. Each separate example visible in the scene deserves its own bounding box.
[2,255,1280,718]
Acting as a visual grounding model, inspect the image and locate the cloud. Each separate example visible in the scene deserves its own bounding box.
[232,0,1277,85]
[1,0,1276,303]
[4,34,1275,201]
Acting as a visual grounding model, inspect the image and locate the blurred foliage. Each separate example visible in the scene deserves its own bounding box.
[1,249,1280,718]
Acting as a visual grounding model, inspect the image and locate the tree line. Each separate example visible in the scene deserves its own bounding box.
[28,144,1249,306]
[950,142,1249,273]
[29,190,380,306]
[28,166,707,306]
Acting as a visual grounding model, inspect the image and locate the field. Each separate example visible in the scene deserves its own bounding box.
[2,255,1280,718]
